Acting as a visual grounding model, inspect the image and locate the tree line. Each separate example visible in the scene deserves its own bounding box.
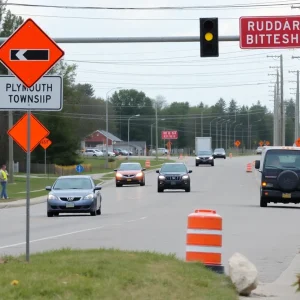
[0,5,296,166]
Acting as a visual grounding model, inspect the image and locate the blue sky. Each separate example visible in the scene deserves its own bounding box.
[7,0,300,111]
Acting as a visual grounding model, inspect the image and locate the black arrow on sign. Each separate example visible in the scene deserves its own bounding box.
[10,49,49,61]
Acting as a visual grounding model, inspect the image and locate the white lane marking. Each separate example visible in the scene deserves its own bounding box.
[0,215,148,250]
[126,216,148,223]
[0,223,120,250]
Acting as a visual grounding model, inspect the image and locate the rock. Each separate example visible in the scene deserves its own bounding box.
[228,252,259,296]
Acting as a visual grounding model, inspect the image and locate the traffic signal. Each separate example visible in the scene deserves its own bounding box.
[200,18,219,57]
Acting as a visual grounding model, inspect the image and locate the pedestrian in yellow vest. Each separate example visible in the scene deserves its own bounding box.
[0,164,8,199]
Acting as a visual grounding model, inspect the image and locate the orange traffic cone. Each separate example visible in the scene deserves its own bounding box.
[246,163,252,172]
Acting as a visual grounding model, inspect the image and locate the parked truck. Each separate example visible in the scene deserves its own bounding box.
[195,137,214,167]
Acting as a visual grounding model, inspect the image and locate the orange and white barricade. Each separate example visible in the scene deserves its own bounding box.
[246,163,252,172]
[145,160,150,168]
[186,209,224,274]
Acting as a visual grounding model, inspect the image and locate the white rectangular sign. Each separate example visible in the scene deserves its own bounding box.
[0,75,63,111]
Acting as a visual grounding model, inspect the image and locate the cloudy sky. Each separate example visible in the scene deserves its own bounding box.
[6,0,300,110]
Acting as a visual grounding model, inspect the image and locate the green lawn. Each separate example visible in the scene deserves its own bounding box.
[0,248,238,300]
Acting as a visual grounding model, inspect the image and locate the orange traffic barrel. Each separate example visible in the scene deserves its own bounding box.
[246,163,252,172]
[145,160,150,168]
[186,209,224,274]
[229,153,232,158]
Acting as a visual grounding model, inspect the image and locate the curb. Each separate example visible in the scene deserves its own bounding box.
[0,167,160,209]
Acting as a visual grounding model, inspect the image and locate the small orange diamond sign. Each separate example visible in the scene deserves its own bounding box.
[295,138,300,147]
[40,137,52,150]
[235,140,241,147]
[0,18,64,88]
[7,113,50,153]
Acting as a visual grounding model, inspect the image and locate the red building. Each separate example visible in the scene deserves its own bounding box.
[84,130,122,148]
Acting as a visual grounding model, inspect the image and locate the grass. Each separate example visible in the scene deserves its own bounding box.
[5,177,56,201]
[0,248,238,300]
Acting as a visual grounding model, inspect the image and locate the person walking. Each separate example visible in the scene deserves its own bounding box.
[0,164,8,200]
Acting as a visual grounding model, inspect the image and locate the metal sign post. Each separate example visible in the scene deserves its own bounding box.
[26,110,30,262]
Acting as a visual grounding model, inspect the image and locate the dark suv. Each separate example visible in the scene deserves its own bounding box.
[255,147,300,207]
[156,162,192,193]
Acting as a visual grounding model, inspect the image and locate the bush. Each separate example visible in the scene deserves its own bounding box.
[108,157,115,163]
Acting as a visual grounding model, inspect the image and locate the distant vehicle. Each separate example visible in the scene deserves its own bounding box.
[195,150,214,167]
[151,148,168,155]
[101,149,116,157]
[46,175,102,217]
[195,137,212,154]
[256,147,263,154]
[114,162,146,187]
[156,162,192,193]
[83,149,103,157]
[213,148,226,159]
[254,146,300,207]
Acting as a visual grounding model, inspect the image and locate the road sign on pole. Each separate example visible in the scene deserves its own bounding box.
[76,165,84,173]
[40,138,52,175]
[240,16,300,49]
[161,130,178,139]
[0,75,63,111]
[7,113,50,153]
[235,140,241,147]
[0,18,65,88]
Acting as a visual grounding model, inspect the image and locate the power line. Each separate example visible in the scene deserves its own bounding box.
[6,1,297,10]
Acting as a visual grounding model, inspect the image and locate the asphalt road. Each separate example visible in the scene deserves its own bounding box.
[0,155,300,283]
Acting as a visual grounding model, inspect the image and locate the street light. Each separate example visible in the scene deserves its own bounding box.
[105,87,122,168]
[249,119,262,148]
[220,119,228,148]
[128,114,140,153]
[210,117,221,146]
[234,123,243,143]
[228,120,236,149]
[216,119,225,148]
[151,119,165,155]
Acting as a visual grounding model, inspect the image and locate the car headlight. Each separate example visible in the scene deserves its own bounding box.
[48,194,58,200]
[116,173,123,178]
[209,156,213,159]
[135,172,143,177]
[158,175,165,180]
[182,175,189,180]
[196,157,199,159]
[83,193,94,200]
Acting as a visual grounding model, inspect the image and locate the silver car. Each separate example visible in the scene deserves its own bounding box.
[46,175,102,217]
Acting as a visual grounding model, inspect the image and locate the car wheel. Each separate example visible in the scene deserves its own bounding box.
[140,180,145,186]
[260,196,267,207]
[47,212,53,217]
[116,183,122,187]
[224,156,226,159]
[195,163,199,167]
[54,212,59,216]
[158,187,164,193]
[211,161,214,166]
[185,186,191,192]
[96,205,101,215]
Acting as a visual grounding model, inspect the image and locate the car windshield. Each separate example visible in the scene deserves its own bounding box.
[198,151,212,155]
[161,164,187,173]
[53,178,93,190]
[119,163,141,170]
[214,148,224,152]
[264,150,300,170]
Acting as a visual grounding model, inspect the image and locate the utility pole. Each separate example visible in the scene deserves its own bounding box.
[289,70,300,141]
[247,109,250,149]
[201,112,203,136]
[268,56,283,145]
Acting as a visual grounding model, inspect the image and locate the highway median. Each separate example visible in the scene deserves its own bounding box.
[0,248,238,300]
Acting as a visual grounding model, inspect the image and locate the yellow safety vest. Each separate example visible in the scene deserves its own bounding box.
[0,170,7,181]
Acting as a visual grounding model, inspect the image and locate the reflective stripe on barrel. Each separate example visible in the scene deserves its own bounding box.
[186,209,222,265]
